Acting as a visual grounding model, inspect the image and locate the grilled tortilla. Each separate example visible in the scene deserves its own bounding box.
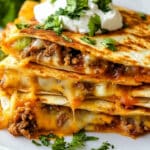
[0,56,150,110]
[0,1,150,139]
[1,89,150,138]
[1,3,150,85]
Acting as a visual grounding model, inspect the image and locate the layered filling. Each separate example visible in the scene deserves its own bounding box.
[8,38,150,82]
[0,67,150,109]
[5,99,150,138]
[0,60,150,138]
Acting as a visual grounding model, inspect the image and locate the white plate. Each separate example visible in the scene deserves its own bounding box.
[0,1,150,150]
[0,130,150,150]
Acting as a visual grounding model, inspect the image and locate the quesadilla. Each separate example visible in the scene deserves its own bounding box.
[1,2,150,85]
[0,0,150,139]
[0,56,150,109]
[0,56,149,138]
[1,89,150,139]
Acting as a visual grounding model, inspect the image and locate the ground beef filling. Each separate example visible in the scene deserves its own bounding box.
[21,39,150,78]
[7,103,150,137]
[120,117,150,136]
[8,105,37,138]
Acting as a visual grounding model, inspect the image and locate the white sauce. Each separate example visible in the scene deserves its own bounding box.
[34,0,123,34]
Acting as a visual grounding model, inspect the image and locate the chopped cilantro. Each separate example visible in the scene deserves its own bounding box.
[62,34,73,42]
[88,14,101,36]
[92,0,112,12]
[81,36,96,45]
[31,131,114,150]
[92,141,115,150]
[34,24,43,29]
[50,0,57,3]
[39,135,50,147]
[43,15,63,35]
[15,23,30,30]
[67,130,99,150]
[52,137,66,150]
[56,0,89,19]
[32,140,41,146]
[0,48,7,61]
[138,12,147,20]
[101,38,117,51]
[47,133,58,138]
[13,37,32,51]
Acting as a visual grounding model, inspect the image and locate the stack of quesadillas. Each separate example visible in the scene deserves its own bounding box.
[0,1,150,138]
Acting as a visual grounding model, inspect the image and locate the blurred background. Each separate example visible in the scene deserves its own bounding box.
[0,0,40,28]
[0,0,150,28]
[113,0,150,14]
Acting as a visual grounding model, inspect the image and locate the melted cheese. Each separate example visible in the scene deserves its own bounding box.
[0,63,150,111]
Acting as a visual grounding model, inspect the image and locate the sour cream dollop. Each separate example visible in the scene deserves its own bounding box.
[34,0,123,34]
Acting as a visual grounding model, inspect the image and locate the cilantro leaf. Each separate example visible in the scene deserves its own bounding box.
[101,38,117,51]
[62,34,73,42]
[0,48,7,61]
[52,137,67,150]
[66,0,77,13]
[81,36,96,45]
[88,14,101,36]
[67,130,99,150]
[92,0,112,12]
[13,37,32,51]
[32,140,41,146]
[39,135,50,146]
[43,15,63,35]
[16,23,30,30]
[50,0,57,3]
[56,0,89,19]
[92,141,115,150]
[47,133,58,139]
[32,131,100,150]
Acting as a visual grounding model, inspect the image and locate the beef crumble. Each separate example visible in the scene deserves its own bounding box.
[20,39,150,80]
[8,104,37,138]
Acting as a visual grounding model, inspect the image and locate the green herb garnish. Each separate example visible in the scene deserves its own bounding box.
[32,140,41,146]
[0,48,7,61]
[138,12,147,20]
[48,133,58,138]
[88,14,101,36]
[92,141,115,150]
[43,15,63,35]
[92,0,112,12]
[52,137,67,150]
[32,130,101,150]
[56,0,89,19]
[67,130,99,150]
[0,0,40,27]
[34,24,43,29]
[81,36,96,45]
[101,38,117,51]
[13,37,32,51]
[15,23,30,30]
[39,135,50,147]
[50,0,57,3]
[62,34,73,42]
